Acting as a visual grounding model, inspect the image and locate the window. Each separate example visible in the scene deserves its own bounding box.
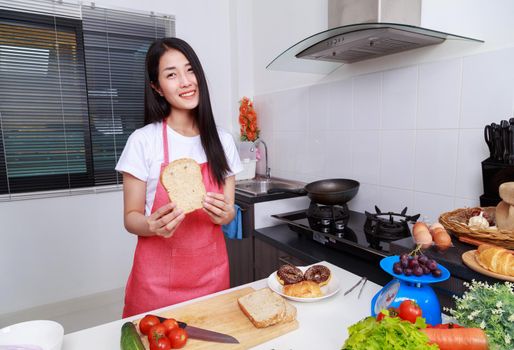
[0,0,174,197]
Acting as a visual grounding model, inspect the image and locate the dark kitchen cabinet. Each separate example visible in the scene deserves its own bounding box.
[226,190,308,287]
[225,201,255,287]
[254,237,309,280]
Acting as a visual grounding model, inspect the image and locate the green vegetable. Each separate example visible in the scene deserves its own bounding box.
[341,316,437,350]
[445,280,514,350]
[120,321,145,350]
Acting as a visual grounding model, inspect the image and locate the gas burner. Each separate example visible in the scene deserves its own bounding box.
[364,206,420,250]
[307,201,350,235]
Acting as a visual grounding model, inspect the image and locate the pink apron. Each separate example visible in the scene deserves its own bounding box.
[122,121,230,318]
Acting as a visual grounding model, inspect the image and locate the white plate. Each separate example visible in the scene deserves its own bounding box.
[267,265,340,302]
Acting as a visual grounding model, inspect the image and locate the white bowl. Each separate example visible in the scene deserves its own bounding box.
[0,320,64,350]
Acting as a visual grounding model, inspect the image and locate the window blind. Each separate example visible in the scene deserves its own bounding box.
[81,5,174,186]
[0,0,175,197]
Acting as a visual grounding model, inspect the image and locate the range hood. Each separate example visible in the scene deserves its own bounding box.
[267,0,483,74]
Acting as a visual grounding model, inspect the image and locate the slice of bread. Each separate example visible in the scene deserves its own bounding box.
[238,288,286,328]
[282,300,297,323]
[161,158,206,214]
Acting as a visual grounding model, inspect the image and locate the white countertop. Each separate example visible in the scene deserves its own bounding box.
[63,261,383,349]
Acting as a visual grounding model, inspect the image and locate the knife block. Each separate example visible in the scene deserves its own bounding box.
[480,158,514,206]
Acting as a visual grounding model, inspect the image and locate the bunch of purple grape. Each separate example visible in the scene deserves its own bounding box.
[393,253,442,277]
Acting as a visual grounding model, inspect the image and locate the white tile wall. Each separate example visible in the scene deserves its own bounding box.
[254,46,514,221]
[353,72,381,130]
[381,66,418,130]
[379,130,416,189]
[417,58,462,129]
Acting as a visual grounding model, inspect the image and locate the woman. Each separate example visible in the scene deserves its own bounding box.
[115,37,242,317]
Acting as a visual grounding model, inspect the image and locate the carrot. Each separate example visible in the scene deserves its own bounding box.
[421,328,489,350]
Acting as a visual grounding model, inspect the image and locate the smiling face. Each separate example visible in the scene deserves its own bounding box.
[153,48,199,113]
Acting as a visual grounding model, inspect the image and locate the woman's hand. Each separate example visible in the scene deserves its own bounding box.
[202,192,235,225]
[146,202,185,238]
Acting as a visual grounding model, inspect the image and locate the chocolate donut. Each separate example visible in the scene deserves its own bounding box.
[304,265,331,286]
[277,264,304,285]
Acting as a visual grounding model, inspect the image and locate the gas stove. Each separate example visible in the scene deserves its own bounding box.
[271,204,420,259]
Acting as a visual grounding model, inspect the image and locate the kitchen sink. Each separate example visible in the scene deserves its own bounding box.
[235,177,305,196]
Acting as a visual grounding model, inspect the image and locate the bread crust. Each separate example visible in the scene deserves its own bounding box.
[237,288,286,328]
[476,244,514,277]
[161,158,206,214]
[499,182,514,205]
[495,200,514,231]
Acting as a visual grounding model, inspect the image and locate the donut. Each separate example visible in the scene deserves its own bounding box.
[276,264,304,285]
[304,265,331,286]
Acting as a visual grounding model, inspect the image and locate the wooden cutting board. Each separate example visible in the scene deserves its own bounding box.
[136,287,299,349]
[462,250,514,282]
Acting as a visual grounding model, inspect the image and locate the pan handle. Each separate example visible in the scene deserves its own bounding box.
[267,187,307,195]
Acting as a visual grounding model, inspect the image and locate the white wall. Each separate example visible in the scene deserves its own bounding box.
[0,191,132,315]
[94,0,236,133]
[1,0,238,321]
[253,0,514,94]
[252,1,514,223]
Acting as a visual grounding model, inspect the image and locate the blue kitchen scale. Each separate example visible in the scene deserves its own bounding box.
[371,256,450,325]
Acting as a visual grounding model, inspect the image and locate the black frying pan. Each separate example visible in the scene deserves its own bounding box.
[268,178,360,205]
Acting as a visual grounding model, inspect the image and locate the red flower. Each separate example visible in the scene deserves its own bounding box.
[238,96,260,142]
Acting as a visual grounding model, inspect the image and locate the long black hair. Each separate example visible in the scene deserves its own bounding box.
[144,37,230,186]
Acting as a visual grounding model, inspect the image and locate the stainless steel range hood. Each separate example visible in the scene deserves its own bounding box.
[267,0,483,74]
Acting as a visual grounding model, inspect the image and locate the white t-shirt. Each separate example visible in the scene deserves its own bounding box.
[116,121,243,215]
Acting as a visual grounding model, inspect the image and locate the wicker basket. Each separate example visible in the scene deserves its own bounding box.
[439,207,514,249]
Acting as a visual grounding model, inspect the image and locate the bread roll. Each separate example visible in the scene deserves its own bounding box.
[475,244,514,277]
[283,280,323,298]
[161,158,206,214]
[413,222,433,249]
[495,200,514,231]
[499,182,514,205]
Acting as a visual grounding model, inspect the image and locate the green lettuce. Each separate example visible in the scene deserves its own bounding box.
[342,316,438,350]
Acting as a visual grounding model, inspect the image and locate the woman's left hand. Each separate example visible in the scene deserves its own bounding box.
[202,192,235,225]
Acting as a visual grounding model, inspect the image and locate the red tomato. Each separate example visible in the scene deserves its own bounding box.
[150,336,171,350]
[398,299,422,323]
[376,311,386,321]
[168,327,188,349]
[148,323,167,346]
[139,315,160,336]
[162,318,179,336]
[376,307,398,321]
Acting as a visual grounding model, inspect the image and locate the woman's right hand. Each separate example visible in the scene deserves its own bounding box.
[146,202,185,238]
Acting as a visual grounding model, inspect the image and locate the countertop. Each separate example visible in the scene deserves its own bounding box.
[235,189,305,204]
[62,261,382,349]
[254,220,508,289]
[389,236,503,284]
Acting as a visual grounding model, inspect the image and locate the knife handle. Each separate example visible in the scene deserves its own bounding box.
[484,125,494,158]
[508,125,514,164]
[152,315,187,329]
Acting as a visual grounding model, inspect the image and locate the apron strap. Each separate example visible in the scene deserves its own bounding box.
[162,119,169,164]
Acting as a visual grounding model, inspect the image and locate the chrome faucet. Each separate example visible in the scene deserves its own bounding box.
[253,138,270,180]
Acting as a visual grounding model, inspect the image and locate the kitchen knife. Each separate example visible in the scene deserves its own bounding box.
[151,315,239,344]
[484,124,494,159]
[492,123,504,161]
[501,120,510,162]
[510,125,514,164]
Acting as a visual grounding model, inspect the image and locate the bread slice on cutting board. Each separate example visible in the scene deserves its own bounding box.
[161,158,206,214]
[237,288,296,328]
